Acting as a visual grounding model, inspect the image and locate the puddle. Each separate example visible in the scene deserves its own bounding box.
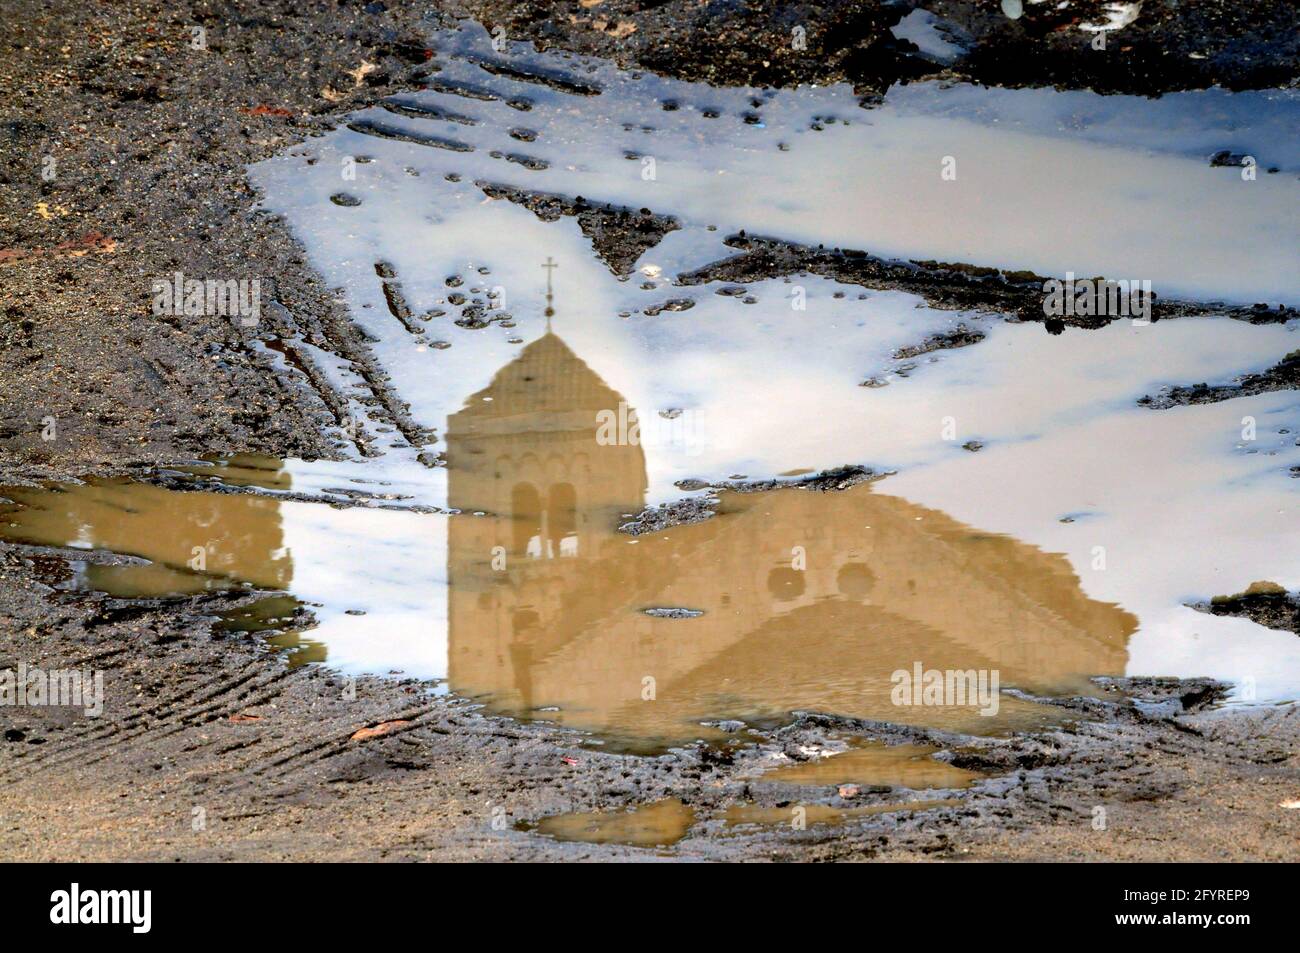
[251,21,1298,320]
[4,19,1299,751]
[0,470,448,677]
[4,299,1299,748]
[445,481,1128,745]
[722,799,960,831]
[215,595,327,667]
[0,477,291,598]
[759,741,980,791]
[525,798,695,848]
[1,453,1132,747]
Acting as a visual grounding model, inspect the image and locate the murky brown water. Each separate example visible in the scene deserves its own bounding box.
[0,476,290,598]
[0,460,1128,749]
[524,790,959,847]
[526,798,696,848]
[757,740,980,790]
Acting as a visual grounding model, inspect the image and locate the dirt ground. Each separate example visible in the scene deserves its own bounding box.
[1,0,1297,861]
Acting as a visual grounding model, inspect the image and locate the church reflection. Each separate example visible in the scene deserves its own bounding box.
[0,309,1138,749]
[444,314,1137,750]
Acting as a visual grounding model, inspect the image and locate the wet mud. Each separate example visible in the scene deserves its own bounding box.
[0,1,467,479]
[677,233,1296,328]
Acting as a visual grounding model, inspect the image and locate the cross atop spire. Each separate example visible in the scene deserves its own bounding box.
[542,256,558,329]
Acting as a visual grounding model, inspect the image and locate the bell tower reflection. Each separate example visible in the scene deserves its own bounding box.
[445,329,647,536]
[445,306,648,714]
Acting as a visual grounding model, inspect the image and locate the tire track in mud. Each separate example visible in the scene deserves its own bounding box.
[347,118,476,152]
[310,298,441,452]
[0,618,441,796]
[257,288,440,457]
[257,334,375,458]
[0,664,287,779]
[0,551,450,802]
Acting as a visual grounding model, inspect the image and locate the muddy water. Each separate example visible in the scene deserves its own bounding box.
[441,349,1134,742]
[0,454,1131,747]
[527,741,971,845]
[526,798,695,848]
[5,20,1299,760]
[0,477,291,598]
[756,741,980,790]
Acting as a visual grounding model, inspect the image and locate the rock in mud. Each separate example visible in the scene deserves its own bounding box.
[1138,349,1300,408]
[642,607,705,619]
[1190,581,1300,635]
[893,324,987,359]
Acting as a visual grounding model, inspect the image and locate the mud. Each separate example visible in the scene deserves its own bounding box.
[0,0,467,481]
[453,0,1299,96]
[2,1,1298,862]
[475,182,680,276]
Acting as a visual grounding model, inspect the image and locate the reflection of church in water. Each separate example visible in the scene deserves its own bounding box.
[445,307,1136,748]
